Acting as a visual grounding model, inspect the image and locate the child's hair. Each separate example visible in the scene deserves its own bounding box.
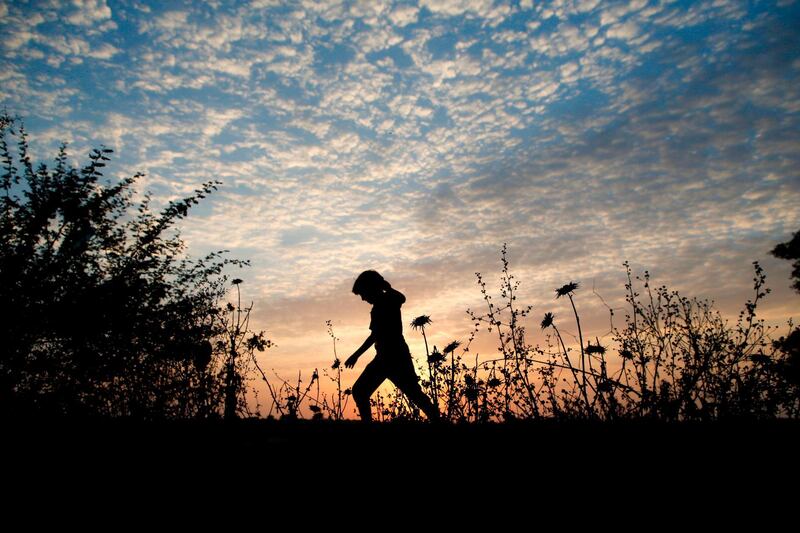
[352,270,390,295]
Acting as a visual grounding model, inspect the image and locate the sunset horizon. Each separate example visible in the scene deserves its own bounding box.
[2,0,799,421]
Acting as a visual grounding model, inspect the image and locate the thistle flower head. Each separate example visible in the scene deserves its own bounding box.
[597,380,614,393]
[443,340,461,354]
[428,346,446,364]
[410,315,432,330]
[586,342,606,355]
[232,278,243,285]
[540,312,554,329]
[555,281,580,298]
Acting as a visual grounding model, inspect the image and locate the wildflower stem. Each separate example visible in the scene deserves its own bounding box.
[567,293,592,417]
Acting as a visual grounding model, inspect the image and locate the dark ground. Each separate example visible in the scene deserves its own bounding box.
[3,417,798,512]
[5,416,798,467]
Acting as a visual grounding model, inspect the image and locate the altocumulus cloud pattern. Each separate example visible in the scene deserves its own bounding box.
[1,0,799,371]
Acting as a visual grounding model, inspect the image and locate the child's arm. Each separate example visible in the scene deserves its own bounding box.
[345,333,375,368]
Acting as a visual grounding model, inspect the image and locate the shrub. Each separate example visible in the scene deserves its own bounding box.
[0,112,248,418]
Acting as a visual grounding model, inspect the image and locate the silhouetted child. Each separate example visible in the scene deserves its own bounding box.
[345,270,440,423]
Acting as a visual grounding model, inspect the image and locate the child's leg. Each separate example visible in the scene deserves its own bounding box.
[389,359,440,422]
[400,381,440,422]
[352,359,388,422]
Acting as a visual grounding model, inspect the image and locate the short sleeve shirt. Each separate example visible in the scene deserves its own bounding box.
[369,290,406,351]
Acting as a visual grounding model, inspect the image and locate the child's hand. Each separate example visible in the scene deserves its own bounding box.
[344,354,359,368]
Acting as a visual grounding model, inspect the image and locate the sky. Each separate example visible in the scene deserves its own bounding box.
[2,0,799,410]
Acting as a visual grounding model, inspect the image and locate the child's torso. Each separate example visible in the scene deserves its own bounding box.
[370,294,405,353]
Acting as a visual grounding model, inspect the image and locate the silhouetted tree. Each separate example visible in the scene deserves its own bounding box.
[772,229,800,294]
[772,229,800,389]
[0,112,248,418]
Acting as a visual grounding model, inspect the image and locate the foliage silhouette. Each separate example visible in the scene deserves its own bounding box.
[0,112,255,418]
[772,229,800,294]
[313,246,798,422]
[771,228,800,390]
[218,278,273,420]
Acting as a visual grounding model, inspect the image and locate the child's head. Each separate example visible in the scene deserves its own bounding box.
[352,270,389,302]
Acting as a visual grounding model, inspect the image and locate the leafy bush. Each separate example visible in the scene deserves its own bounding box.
[0,112,250,418]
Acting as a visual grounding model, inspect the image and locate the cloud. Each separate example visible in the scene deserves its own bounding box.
[4,30,36,51]
[149,10,189,33]
[606,21,639,41]
[419,0,494,17]
[85,42,119,59]
[279,225,332,246]
[0,7,44,51]
[389,5,419,27]
[3,0,799,393]
[65,0,112,27]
